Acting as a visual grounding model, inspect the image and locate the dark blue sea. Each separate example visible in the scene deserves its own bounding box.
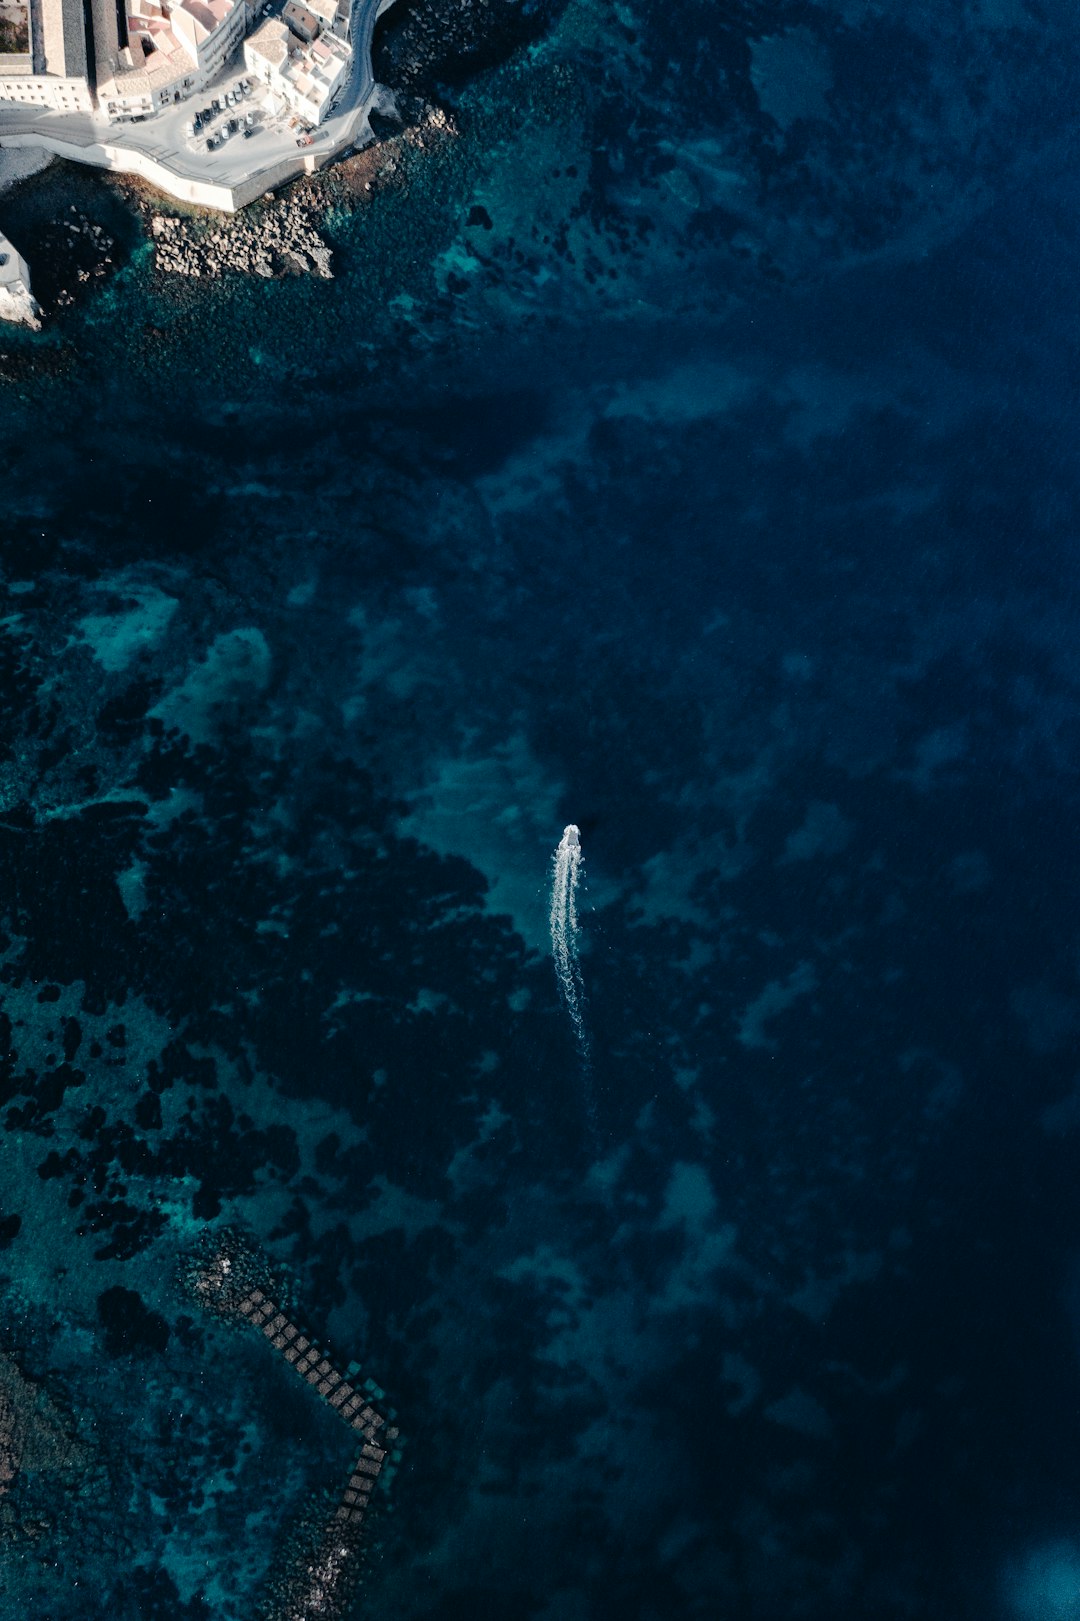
[1,1,1080,1616]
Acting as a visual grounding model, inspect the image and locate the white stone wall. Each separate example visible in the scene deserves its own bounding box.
[1,125,332,209]
[0,69,94,111]
[0,228,40,326]
[194,1,245,79]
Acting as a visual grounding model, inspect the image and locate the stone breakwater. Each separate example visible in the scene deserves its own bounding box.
[182,1230,403,1621]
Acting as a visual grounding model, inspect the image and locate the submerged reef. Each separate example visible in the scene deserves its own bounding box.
[0,1318,100,1596]
[263,1514,367,1621]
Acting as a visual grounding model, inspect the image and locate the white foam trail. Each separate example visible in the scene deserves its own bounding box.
[551,824,589,1064]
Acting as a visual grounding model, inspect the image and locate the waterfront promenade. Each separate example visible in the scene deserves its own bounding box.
[0,0,397,211]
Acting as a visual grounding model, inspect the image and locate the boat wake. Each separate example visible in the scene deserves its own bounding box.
[550,824,590,1070]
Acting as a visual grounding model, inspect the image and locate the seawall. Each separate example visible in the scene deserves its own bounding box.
[0,127,346,214]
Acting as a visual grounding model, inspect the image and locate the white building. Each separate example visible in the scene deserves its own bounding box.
[0,0,94,112]
[284,0,347,42]
[96,0,246,120]
[281,31,348,123]
[0,0,247,120]
[0,50,94,111]
[243,16,288,92]
[244,12,347,125]
[0,226,40,326]
[282,0,318,43]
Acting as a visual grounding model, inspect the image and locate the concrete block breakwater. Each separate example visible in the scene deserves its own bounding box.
[183,1231,402,1619]
[240,1283,398,1465]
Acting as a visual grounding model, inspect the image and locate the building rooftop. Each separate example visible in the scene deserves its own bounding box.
[40,0,89,79]
[278,29,345,109]
[99,0,237,95]
[181,0,233,40]
[282,0,318,40]
[109,28,190,92]
[246,15,289,67]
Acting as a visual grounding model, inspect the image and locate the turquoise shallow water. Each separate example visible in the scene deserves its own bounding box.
[3,1,1080,1617]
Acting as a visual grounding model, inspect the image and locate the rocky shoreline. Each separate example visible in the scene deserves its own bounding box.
[130,101,454,288]
[50,207,117,309]
[0,100,456,330]
[150,198,335,281]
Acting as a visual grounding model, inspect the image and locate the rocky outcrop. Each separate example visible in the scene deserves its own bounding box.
[0,276,39,330]
[151,196,334,281]
[0,205,116,324]
[47,208,117,311]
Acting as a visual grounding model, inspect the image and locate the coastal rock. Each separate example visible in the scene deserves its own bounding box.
[149,192,335,283]
[308,243,333,279]
[23,208,118,319]
[0,283,41,331]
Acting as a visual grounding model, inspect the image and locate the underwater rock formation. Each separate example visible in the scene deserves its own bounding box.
[0,1347,90,1523]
